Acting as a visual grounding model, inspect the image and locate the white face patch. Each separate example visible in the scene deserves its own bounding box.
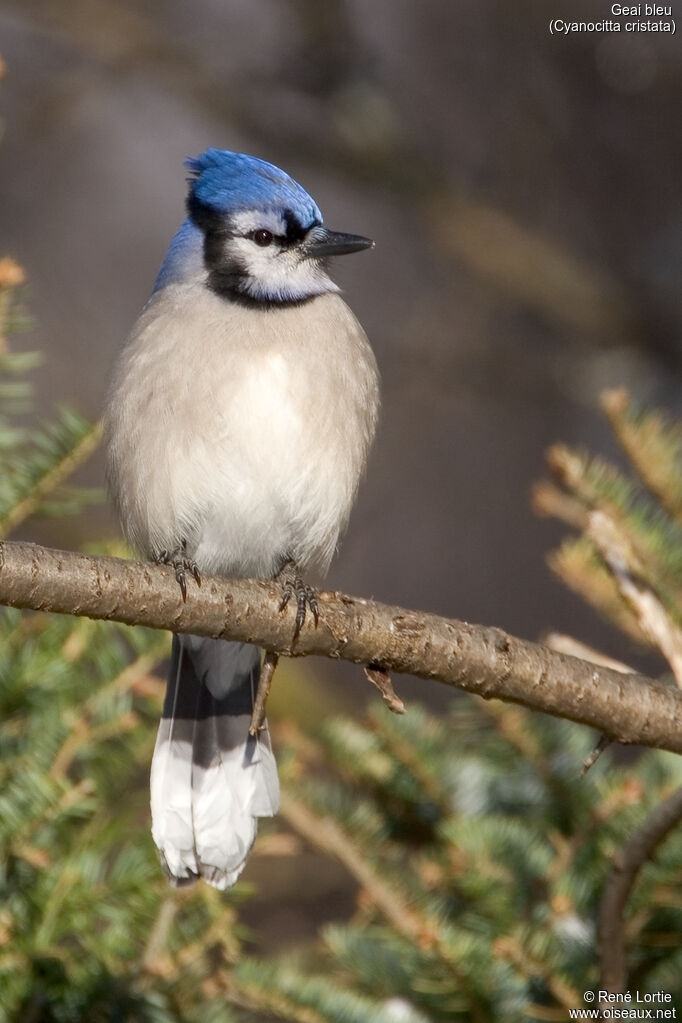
[221,233,339,302]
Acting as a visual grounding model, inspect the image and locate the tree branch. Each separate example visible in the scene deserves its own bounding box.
[0,540,681,753]
[598,784,682,1003]
[588,510,682,689]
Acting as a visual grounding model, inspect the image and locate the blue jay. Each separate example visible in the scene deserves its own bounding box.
[103,150,379,889]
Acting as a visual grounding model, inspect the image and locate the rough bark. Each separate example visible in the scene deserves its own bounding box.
[598,785,682,1002]
[0,540,681,753]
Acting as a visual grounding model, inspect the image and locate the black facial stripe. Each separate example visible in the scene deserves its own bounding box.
[202,228,233,277]
[207,261,249,295]
[186,194,233,236]
[283,208,311,245]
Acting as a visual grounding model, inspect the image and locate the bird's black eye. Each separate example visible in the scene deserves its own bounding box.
[251,229,274,247]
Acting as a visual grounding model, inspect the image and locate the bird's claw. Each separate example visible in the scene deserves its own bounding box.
[277,563,319,642]
[155,544,201,603]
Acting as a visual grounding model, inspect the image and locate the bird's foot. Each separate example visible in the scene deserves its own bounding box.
[154,542,201,602]
[276,559,319,643]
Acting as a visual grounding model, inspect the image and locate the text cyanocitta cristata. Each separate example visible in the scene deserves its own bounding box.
[103,150,379,889]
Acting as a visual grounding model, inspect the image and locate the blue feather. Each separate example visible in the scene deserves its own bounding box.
[152,218,203,294]
[185,149,322,227]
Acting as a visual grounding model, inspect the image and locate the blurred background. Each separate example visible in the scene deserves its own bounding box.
[0,0,681,976]
[2,0,681,658]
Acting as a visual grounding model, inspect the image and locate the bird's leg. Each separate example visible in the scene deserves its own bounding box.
[154,540,201,602]
[249,651,279,735]
[275,557,319,643]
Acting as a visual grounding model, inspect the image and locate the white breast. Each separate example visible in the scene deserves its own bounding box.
[104,284,379,579]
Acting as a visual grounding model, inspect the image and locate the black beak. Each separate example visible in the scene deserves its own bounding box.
[303,227,374,259]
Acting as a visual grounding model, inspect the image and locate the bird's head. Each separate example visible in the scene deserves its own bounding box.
[185,149,373,304]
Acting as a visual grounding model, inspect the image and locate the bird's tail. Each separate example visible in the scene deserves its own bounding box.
[150,634,280,889]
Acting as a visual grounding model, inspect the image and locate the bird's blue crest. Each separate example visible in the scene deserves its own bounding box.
[186,150,323,228]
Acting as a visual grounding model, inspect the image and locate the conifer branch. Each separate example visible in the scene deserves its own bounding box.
[601,388,682,528]
[279,791,472,993]
[597,784,682,1003]
[0,540,681,754]
[0,419,102,538]
[222,978,329,1023]
[588,510,682,688]
[280,790,429,946]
